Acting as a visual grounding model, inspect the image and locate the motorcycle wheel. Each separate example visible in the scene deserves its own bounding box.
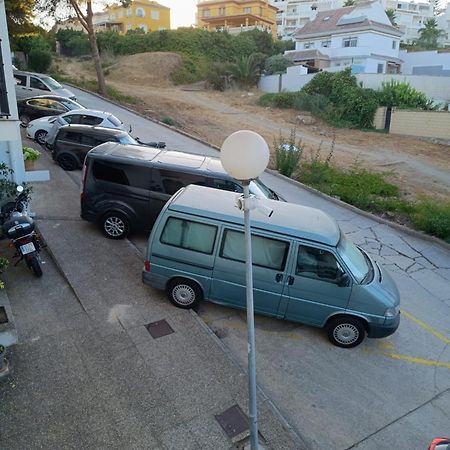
[30,257,43,277]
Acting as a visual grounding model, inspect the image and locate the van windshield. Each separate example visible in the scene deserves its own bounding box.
[42,76,62,90]
[337,233,371,283]
[249,178,277,200]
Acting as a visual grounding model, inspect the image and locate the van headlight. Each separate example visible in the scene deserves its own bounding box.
[385,306,400,317]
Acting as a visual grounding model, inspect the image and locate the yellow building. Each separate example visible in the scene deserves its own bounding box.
[197,0,277,38]
[94,0,170,34]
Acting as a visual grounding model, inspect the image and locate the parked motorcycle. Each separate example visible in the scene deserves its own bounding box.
[1,186,43,277]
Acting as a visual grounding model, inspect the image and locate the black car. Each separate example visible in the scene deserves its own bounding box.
[17,95,85,126]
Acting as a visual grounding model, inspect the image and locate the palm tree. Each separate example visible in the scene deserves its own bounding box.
[417,18,446,49]
[229,55,261,89]
[385,8,396,26]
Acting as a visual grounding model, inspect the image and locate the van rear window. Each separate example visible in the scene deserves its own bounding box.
[161,218,217,254]
[92,161,129,185]
[220,229,289,271]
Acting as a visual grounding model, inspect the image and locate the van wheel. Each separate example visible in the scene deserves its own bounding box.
[326,316,366,348]
[102,212,130,239]
[167,279,202,309]
[57,153,78,171]
[34,130,48,145]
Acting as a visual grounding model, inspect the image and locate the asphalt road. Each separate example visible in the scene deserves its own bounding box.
[56,85,450,449]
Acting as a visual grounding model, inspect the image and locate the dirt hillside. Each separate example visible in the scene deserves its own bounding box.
[55,53,450,201]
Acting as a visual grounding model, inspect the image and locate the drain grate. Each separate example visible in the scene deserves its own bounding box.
[0,307,8,325]
[145,319,174,339]
[215,404,249,440]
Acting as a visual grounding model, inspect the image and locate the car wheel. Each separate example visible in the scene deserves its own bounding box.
[326,316,366,348]
[102,212,130,239]
[19,114,30,127]
[56,153,79,171]
[167,278,202,309]
[34,130,48,145]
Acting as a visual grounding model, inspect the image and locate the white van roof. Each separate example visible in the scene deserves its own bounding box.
[168,185,341,246]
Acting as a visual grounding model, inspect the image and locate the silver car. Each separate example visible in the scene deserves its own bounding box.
[14,71,76,100]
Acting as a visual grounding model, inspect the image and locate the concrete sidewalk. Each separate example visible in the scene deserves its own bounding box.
[0,150,302,448]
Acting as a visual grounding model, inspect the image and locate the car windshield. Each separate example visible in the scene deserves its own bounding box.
[59,98,84,111]
[41,76,62,90]
[249,178,277,200]
[118,134,138,145]
[337,233,371,283]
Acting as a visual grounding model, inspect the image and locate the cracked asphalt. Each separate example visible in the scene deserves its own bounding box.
[46,85,450,449]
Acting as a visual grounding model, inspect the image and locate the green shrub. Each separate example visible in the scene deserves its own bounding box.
[378,80,434,110]
[162,116,176,126]
[257,92,298,108]
[292,93,330,115]
[28,47,52,72]
[409,198,450,242]
[273,130,302,177]
[264,54,294,75]
[302,71,335,97]
[206,62,233,91]
[171,54,209,85]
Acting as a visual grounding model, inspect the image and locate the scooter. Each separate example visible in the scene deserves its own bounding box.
[1,186,43,277]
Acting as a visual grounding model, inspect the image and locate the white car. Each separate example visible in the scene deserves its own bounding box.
[26,109,130,145]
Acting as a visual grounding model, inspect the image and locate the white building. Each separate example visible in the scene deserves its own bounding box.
[286,1,403,73]
[437,2,450,47]
[382,0,434,43]
[270,0,344,39]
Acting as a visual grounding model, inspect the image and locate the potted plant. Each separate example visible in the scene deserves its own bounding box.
[23,147,41,170]
[0,344,5,371]
[0,257,9,290]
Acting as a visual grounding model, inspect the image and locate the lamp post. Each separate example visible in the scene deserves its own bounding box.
[221,130,270,450]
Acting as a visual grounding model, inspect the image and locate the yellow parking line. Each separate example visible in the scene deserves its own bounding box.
[402,310,450,345]
[380,351,450,369]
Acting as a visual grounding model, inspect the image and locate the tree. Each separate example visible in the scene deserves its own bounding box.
[229,54,261,88]
[385,9,396,26]
[417,18,446,49]
[264,54,294,75]
[343,0,356,6]
[37,0,130,96]
[5,0,36,37]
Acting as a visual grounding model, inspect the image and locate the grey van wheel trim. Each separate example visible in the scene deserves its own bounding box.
[104,216,126,237]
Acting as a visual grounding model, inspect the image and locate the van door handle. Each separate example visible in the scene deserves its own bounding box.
[287,276,295,285]
[275,273,283,283]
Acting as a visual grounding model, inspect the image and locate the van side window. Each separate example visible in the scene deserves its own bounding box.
[92,161,130,186]
[161,218,217,254]
[220,229,288,270]
[210,179,242,193]
[296,245,340,281]
[30,77,49,90]
[151,169,207,195]
[60,131,82,143]
[14,75,27,86]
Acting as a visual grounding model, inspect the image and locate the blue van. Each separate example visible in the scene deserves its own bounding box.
[142,185,400,348]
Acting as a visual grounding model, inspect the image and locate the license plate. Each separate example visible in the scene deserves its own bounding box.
[20,242,35,255]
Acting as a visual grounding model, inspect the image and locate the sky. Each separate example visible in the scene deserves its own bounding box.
[157,0,198,29]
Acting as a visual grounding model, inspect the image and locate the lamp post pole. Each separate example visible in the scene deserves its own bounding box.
[220,130,269,450]
[243,181,259,450]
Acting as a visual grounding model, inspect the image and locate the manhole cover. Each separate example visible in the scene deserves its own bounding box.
[145,319,174,339]
[0,307,8,325]
[215,404,249,439]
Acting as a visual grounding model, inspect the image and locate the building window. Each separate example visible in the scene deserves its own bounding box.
[342,37,357,47]
[392,40,397,49]
[0,43,10,117]
[126,7,132,17]
[321,40,331,47]
[303,41,314,49]
[118,10,123,18]
[151,10,159,20]
[219,7,225,15]
[136,7,145,17]
[377,63,384,73]
[203,9,210,17]
[244,7,252,13]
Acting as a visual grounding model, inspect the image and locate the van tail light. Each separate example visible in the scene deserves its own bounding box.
[144,260,150,272]
[80,163,87,200]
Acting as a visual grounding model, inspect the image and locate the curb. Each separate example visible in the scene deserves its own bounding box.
[67,83,449,250]
[266,169,450,251]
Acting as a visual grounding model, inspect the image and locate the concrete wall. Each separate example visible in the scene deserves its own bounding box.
[389,109,450,140]
[400,50,450,76]
[373,107,387,129]
[259,71,450,102]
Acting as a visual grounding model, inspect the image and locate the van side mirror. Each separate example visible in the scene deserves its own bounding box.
[337,272,350,287]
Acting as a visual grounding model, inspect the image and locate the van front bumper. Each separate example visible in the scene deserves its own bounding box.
[368,312,400,338]
[142,271,166,291]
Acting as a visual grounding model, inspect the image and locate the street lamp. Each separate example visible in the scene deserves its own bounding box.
[221,130,270,450]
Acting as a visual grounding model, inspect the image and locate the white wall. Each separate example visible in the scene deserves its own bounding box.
[401,50,450,76]
[259,71,450,102]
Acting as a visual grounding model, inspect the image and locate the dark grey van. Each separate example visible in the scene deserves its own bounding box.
[80,142,280,239]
